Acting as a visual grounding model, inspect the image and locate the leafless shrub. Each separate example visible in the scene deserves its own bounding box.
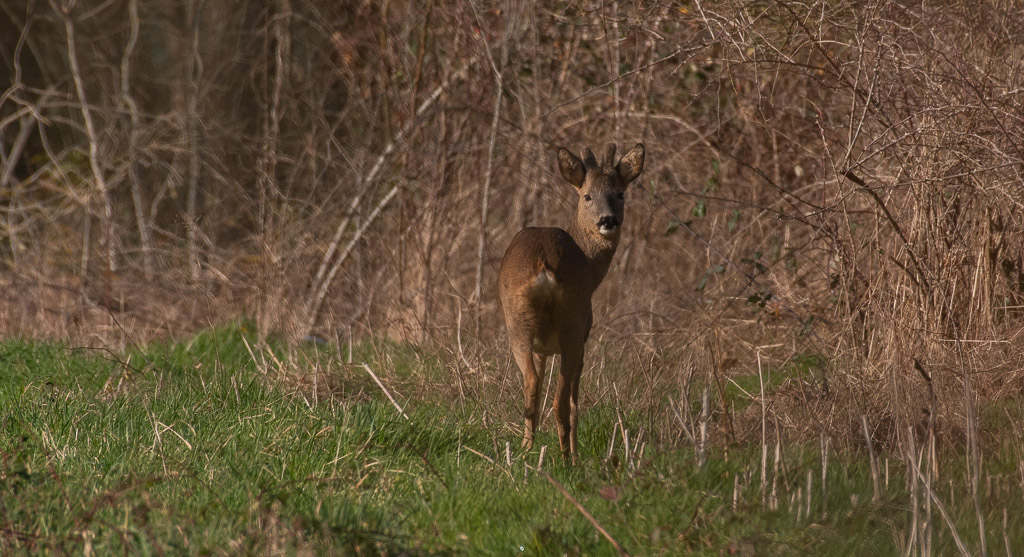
[2,0,1023,449]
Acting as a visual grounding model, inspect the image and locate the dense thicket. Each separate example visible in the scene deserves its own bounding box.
[3,0,1023,444]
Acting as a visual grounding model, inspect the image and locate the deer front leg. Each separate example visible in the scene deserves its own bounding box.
[569,370,581,458]
[553,373,571,459]
[556,344,584,463]
[512,344,543,449]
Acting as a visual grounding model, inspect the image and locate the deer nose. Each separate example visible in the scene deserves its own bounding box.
[597,216,619,230]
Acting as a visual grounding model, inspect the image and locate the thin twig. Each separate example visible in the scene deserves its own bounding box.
[362,363,409,420]
[905,429,971,557]
[303,63,471,334]
[861,415,881,502]
[120,0,153,279]
[542,471,630,556]
[54,0,117,275]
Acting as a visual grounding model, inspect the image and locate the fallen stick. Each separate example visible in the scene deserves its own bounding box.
[542,471,630,556]
[362,363,409,420]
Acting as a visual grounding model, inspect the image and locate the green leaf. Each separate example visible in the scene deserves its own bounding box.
[692,200,706,219]
[696,272,710,291]
[727,210,740,233]
[698,265,725,292]
[801,316,815,334]
[666,219,681,236]
[746,289,773,309]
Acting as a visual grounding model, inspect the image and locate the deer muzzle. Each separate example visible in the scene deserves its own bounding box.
[597,215,620,237]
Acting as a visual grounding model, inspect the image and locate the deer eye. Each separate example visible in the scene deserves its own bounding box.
[583,194,592,202]
[617,192,624,200]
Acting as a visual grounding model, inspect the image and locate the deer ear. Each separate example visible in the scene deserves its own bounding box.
[616,143,645,184]
[557,147,585,188]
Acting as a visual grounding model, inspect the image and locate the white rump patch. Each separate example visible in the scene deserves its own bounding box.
[528,264,560,306]
[534,266,557,289]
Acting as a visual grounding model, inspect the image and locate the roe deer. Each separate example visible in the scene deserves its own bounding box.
[498,142,645,462]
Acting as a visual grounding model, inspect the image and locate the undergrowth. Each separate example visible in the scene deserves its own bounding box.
[1,326,1021,555]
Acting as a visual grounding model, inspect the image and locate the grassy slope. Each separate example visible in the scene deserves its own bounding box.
[1,327,1020,555]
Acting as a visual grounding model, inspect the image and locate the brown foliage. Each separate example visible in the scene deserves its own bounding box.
[2,0,1024,446]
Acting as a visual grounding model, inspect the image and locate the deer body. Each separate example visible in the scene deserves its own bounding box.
[498,143,645,461]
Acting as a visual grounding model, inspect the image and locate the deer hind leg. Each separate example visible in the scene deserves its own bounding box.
[512,342,543,449]
[536,353,549,417]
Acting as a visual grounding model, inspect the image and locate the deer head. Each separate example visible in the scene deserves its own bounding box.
[557,143,645,247]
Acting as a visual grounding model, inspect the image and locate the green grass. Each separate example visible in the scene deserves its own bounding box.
[1,327,1022,555]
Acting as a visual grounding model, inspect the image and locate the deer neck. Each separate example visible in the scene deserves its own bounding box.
[568,221,619,293]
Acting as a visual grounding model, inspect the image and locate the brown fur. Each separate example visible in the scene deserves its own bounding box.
[498,143,645,462]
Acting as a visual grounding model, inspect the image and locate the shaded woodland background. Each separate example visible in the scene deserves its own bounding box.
[2,0,1024,447]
